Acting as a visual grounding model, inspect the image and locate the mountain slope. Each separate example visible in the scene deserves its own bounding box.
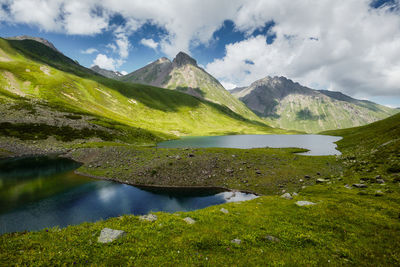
[232,76,398,133]
[91,65,123,79]
[120,52,261,122]
[0,37,285,146]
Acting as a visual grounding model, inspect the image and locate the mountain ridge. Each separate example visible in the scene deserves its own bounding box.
[120,52,262,122]
[232,76,398,133]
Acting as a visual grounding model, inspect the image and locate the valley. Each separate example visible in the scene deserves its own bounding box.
[0,36,399,266]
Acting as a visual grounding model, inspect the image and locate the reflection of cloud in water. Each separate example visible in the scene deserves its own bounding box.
[97,186,118,203]
[218,191,258,202]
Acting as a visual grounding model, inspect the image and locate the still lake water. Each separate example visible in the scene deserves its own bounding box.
[158,134,342,156]
[0,156,257,234]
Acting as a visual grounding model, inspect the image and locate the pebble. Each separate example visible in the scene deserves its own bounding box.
[220,208,229,214]
[139,214,158,222]
[97,228,126,243]
[231,239,241,245]
[265,235,280,243]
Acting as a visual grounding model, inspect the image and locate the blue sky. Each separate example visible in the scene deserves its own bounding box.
[0,0,399,107]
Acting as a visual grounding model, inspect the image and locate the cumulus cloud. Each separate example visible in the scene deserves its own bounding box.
[92,54,117,70]
[140,38,158,50]
[1,0,400,97]
[81,48,98,54]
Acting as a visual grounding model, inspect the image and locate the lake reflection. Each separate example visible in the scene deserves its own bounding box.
[158,134,342,156]
[0,156,257,234]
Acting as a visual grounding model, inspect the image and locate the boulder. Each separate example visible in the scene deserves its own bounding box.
[296,201,316,206]
[183,217,196,224]
[97,228,126,243]
[281,193,293,200]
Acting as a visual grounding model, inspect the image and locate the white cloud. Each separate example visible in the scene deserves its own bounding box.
[221,81,238,90]
[140,38,158,50]
[80,48,98,54]
[92,53,117,70]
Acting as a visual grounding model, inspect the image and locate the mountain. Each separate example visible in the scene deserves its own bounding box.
[232,76,398,133]
[91,65,124,79]
[0,37,285,146]
[6,35,59,52]
[120,52,261,122]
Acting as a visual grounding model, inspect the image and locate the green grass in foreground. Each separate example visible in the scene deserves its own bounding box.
[0,181,399,265]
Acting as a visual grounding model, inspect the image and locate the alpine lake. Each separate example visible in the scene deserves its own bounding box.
[0,134,341,233]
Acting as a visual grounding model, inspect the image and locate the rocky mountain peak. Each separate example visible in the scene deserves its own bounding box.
[173,52,197,67]
[6,35,59,52]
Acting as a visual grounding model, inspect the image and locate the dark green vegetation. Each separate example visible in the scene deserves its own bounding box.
[232,76,398,133]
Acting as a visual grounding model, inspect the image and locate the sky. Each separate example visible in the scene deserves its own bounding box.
[0,0,399,107]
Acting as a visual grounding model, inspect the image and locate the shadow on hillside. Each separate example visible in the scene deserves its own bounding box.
[5,39,271,129]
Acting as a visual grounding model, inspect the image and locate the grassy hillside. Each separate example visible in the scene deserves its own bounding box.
[0,38,285,146]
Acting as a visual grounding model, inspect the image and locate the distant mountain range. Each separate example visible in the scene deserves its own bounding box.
[231,76,398,133]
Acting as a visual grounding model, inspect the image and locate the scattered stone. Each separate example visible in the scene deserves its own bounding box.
[256,170,262,174]
[375,190,384,197]
[188,153,195,157]
[139,214,158,222]
[97,228,126,243]
[175,155,181,160]
[316,178,327,183]
[299,179,304,182]
[231,239,241,245]
[265,235,280,243]
[281,193,293,200]
[232,155,236,158]
[292,192,298,197]
[301,186,307,189]
[352,184,368,188]
[375,175,382,179]
[376,179,385,184]
[225,168,234,173]
[183,217,196,224]
[344,184,352,189]
[220,208,229,214]
[360,177,369,181]
[296,201,316,206]
[317,172,321,175]
[304,175,311,179]
[281,189,286,193]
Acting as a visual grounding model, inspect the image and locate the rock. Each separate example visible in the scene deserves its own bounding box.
[188,153,195,157]
[220,208,229,214]
[352,183,368,188]
[183,217,196,224]
[296,201,316,206]
[175,155,181,160]
[299,179,304,182]
[97,228,126,243]
[316,178,327,183]
[225,168,234,173]
[231,239,241,245]
[304,175,311,179]
[375,175,382,179]
[139,214,158,222]
[376,179,385,184]
[232,154,236,158]
[281,193,293,200]
[256,170,262,174]
[375,190,384,196]
[344,184,352,189]
[265,235,280,243]
[292,192,298,197]
[301,186,307,189]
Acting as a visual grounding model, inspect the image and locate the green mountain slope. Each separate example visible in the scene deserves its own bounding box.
[232,76,398,133]
[0,37,284,145]
[120,52,261,122]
